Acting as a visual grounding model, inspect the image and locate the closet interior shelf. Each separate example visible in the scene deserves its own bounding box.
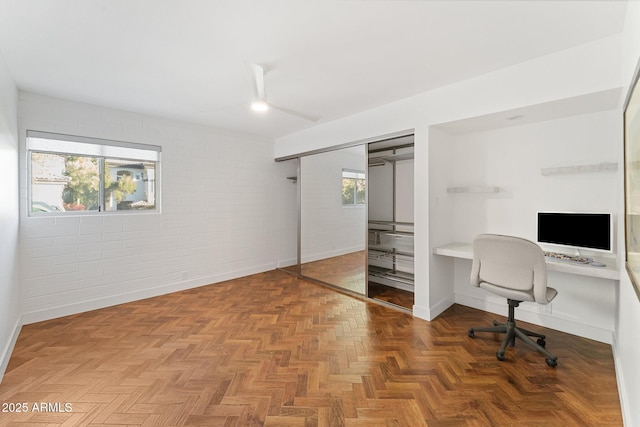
[368,152,414,166]
[369,220,414,227]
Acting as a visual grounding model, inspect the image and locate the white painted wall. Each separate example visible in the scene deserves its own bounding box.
[300,146,366,262]
[0,53,20,380]
[274,158,298,268]
[449,112,618,243]
[18,92,281,323]
[428,127,456,316]
[441,111,619,343]
[616,2,640,425]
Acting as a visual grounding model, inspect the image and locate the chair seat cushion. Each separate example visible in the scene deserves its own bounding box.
[480,282,558,304]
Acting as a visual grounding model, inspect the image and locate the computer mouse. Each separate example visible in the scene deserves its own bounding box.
[590,261,606,267]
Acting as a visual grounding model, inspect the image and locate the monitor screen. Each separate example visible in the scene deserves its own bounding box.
[537,212,612,252]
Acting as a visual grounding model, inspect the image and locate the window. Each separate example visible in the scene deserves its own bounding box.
[342,169,365,206]
[28,131,160,215]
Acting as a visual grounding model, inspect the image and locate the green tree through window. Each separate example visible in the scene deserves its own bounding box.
[342,169,365,206]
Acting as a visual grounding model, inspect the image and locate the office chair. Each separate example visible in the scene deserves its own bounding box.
[467,234,558,367]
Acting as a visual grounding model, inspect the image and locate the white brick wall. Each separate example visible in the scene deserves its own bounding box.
[0,53,20,379]
[18,92,287,323]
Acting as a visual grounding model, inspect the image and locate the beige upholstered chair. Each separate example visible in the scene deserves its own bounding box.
[468,234,558,367]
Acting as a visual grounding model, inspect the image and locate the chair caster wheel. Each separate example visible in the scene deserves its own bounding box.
[546,357,557,368]
[468,328,475,338]
[496,351,505,361]
[537,338,546,347]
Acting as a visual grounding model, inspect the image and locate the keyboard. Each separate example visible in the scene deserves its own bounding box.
[544,251,590,264]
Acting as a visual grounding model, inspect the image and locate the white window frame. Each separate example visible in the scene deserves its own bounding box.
[27,130,161,216]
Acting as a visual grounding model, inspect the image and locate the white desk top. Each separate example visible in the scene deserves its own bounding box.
[433,242,620,281]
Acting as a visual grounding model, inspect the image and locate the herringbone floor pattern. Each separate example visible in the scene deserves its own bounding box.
[301,252,366,295]
[0,270,621,426]
[368,282,414,310]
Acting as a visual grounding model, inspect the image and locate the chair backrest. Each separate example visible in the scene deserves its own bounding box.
[470,234,548,303]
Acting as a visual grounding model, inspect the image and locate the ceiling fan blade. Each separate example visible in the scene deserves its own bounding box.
[249,63,266,100]
[268,103,320,122]
[245,63,320,122]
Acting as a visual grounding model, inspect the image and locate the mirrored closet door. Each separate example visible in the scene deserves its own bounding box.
[299,146,367,295]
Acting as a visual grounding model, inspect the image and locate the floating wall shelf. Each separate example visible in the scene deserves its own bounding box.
[540,162,617,176]
[447,186,501,194]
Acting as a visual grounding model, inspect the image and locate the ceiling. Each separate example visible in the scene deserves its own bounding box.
[0,1,628,139]
[433,88,623,135]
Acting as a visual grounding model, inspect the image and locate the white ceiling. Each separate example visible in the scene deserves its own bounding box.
[0,0,628,139]
[433,88,623,135]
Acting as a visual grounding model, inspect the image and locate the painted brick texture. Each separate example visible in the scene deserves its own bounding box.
[18,92,288,322]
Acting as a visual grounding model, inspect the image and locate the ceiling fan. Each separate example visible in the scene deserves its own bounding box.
[247,63,320,122]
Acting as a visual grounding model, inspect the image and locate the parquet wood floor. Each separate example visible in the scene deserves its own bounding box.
[0,270,621,426]
[367,282,414,310]
[300,251,366,295]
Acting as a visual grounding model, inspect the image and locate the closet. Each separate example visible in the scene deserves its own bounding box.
[367,136,415,309]
[281,133,415,311]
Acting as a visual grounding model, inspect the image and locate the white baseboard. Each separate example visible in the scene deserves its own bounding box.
[277,257,298,268]
[21,263,276,325]
[0,317,22,383]
[455,293,614,344]
[611,334,632,427]
[429,295,456,320]
[413,295,455,322]
[412,304,431,321]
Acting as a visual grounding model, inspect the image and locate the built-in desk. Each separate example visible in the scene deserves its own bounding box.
[433,242,620,281]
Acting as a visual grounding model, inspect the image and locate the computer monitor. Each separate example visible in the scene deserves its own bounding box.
[537,212,613,253]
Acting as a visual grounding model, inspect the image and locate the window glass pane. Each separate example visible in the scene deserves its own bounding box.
[104,159,156,211]
[356,178,366,204]
[342,169,366,206]
[28,132,161,215]
[342,178,355,205]
[31,152,99,212]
